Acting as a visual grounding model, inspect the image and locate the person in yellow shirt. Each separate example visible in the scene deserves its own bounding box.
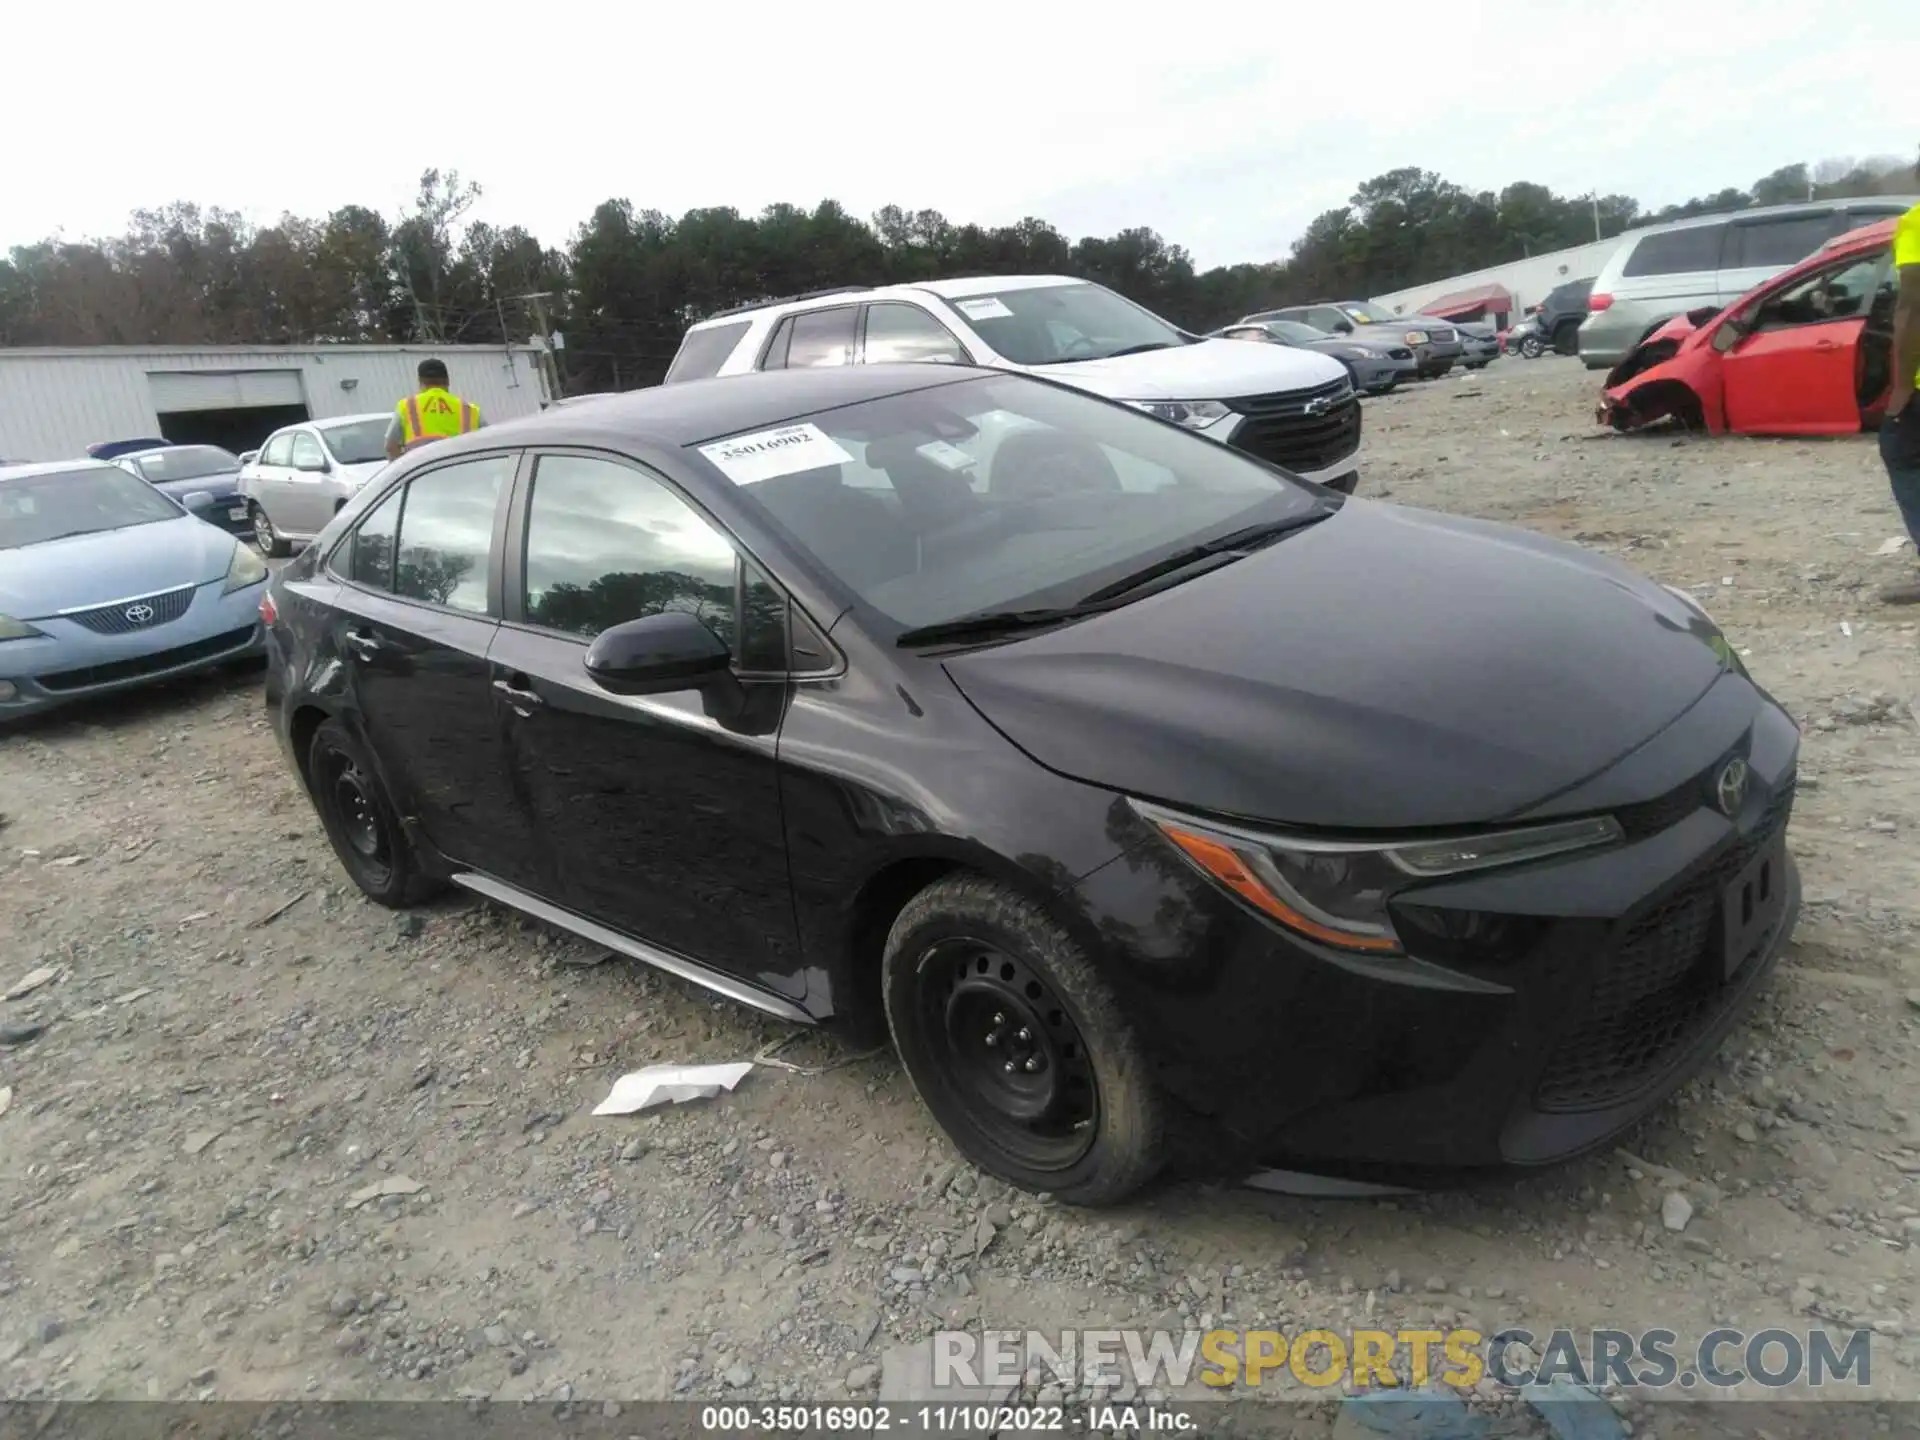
[384,359,484,461]
[1881,194,1920,603]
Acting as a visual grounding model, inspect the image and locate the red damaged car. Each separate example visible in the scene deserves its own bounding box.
[1598,218,1900,436]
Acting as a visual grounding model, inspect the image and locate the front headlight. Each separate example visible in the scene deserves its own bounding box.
[1133,799,1622,955]
[1122,399,1231,430]
[1404,330,1431,345]
[1350,347,1381,359]
[0,614,44,641]
[222,541,269,594]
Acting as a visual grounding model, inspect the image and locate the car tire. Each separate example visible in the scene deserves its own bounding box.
[1367,378,1398,395]
[306,718,438,908]
[882,874,1166,1206]
[251,502,291,558]
[1519,335,1544,359]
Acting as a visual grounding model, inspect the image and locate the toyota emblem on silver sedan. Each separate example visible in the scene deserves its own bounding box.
[124,603,156,625]
[1714,756,1750,817]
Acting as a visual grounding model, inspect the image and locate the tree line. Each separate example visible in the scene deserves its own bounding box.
[1,155,1909,395]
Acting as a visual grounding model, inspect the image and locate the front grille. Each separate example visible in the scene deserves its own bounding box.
[61,585,196,636]
[1226,378,1362,474]
[1387,347,1413,360]
[1533,777,1795,1113]
[1429,327,1457,343]
[37,626,256,694]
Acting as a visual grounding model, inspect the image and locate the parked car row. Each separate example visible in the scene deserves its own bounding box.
[1242,301,1469,380]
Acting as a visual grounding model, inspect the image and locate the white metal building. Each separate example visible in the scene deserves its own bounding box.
[0,343,552,462]
[1367,235,1626,322]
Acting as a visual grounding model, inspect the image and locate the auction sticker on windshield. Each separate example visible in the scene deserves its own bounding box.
[697,423,855,486]
[956,297,1013,321]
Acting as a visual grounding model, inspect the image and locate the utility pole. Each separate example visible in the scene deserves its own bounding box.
[514,291,565,402]
[1591,193,1603,243]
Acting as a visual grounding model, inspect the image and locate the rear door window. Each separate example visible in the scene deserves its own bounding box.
[390,456,513,614]
[1622,224,1728,277]
[1724,213,1846,270]
[289,432,325,470]
[665,321,752,383]
[782,307,857,369]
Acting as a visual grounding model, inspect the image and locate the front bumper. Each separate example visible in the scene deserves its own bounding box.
[1200,378,1363,494]
[1070,687,1800,1183]
[1414,340,1464,376]
[1351,357,1417,392]
[0,580,266,719]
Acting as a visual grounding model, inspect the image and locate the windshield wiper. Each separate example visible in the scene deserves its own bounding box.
[1102,341,1182,358]
[895,603,1118,649]
[1075,505,1339,606]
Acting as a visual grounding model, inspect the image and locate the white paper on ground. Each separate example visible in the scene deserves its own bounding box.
[955,296,1012,321]
[698,424,855,486]
[593,1061,754,1115]
[1876,535,1912,556]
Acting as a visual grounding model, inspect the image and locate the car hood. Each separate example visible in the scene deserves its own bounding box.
[153,473,242,500]
[942,501,1734,830]
[4,516,235,618]
[333,459,389,489]
[1019,338,1347,401]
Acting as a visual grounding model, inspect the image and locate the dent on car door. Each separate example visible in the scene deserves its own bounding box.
[324,451,544,876]
[1720,250,1887,435]
[486,449,807,1005]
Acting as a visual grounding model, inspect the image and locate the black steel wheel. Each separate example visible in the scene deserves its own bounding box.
[883,875,1166,1205]
[306,718,436,907]
[251,502,290,558]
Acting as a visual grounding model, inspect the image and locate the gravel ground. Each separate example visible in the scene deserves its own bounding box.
[3,356,1920,1425]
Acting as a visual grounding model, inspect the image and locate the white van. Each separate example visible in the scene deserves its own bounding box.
[1578,197,1916,369]
[666,276,1364,493]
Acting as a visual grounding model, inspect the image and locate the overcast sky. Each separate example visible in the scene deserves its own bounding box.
[8,0,1912,272]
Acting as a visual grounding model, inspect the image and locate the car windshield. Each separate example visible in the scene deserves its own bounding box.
[688,373,1319,633]
[1266,321,1333,343]
[943,283,1189,366]
[0,468,182,548]
[319,419,391,465]
[1338,305,1391,325]
[129,445,241,482]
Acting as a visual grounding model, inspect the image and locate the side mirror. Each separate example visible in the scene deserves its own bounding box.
[181,490,216,514]
[297,456,331,474]
[584,611,732,695]
[1332,321,1354,335]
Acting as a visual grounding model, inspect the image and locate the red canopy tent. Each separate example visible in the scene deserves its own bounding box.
[1419,283,1515,324]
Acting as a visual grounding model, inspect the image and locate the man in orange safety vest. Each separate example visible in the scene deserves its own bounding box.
[385,358,483,460]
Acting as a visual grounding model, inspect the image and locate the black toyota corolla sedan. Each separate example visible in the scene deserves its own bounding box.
[259,363,1798,1205]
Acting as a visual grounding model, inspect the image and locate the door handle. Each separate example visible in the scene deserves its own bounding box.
[492,677,544,716]
[1813,339,1839,352]
[342,628,382,659]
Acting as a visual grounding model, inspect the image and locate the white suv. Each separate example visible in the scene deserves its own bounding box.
[666,276,1364,492]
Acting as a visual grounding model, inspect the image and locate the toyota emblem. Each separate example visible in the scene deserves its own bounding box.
[123,603,156,625]
[1714,756,1750,817]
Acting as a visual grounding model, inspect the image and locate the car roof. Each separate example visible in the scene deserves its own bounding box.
[312,412,392,428]
[1823,216,1898,251]
[0,459,124,483]
[687,274,1084,330]
[1621,196,1918,240]
[437,364,997,454]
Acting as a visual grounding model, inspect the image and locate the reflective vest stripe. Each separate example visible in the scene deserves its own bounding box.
[404,395,424,439]
[460,402,475,433]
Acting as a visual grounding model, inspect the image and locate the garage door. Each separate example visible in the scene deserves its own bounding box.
[148,370,307,412]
